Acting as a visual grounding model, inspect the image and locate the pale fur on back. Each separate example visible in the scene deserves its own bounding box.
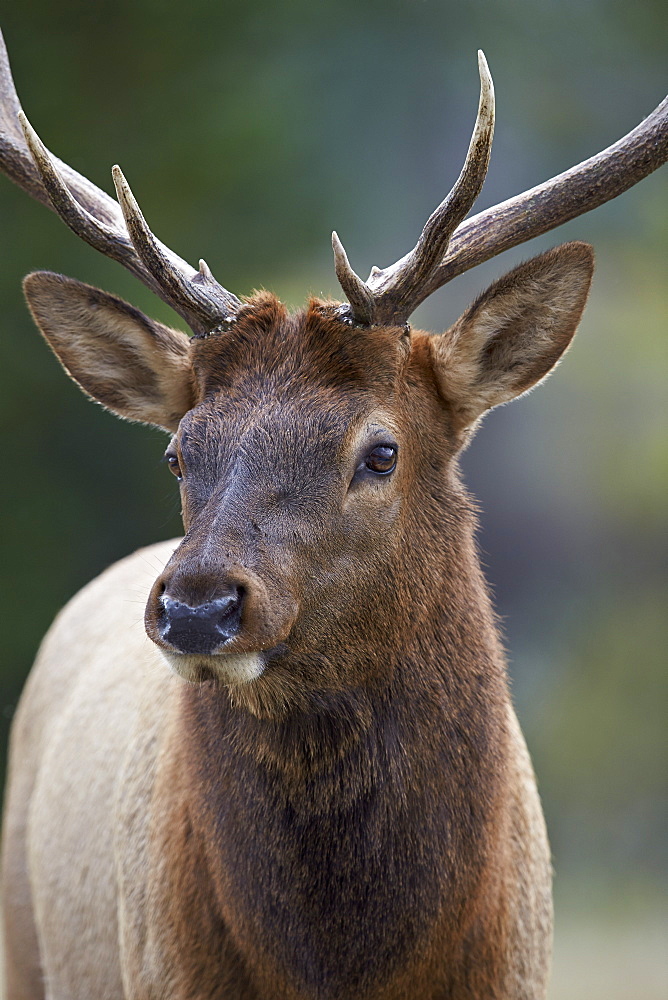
[2,541,179,998]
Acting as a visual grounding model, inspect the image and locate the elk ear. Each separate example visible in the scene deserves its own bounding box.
[428,242,594,432]
[23,272,195,432]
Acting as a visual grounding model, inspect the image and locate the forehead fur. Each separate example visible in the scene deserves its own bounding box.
[189,292,410,404]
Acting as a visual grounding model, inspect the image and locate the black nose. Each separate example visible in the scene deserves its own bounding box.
[159,587,244,654]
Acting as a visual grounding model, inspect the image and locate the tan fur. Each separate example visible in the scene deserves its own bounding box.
[23,272,194,431]
[3,243,595,999]
[430,243,594,435]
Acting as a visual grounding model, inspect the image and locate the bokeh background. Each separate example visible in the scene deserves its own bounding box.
[0,2,666,996]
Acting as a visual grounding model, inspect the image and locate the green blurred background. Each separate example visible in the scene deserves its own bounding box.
[0,2,666,996]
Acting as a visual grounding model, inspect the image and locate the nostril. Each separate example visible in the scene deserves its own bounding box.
[209,586,244,637]
[158,585,245,654]
[216,583,242,617]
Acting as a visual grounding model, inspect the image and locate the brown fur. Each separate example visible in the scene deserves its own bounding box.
[3,243,593,998]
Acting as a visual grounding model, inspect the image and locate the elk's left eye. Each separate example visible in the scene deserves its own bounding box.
[165,452,183,481]
[365,445,397,475]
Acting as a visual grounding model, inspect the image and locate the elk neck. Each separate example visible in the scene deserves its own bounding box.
[158,501,513,995]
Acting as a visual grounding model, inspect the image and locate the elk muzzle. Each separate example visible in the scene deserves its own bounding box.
[144,558,299,685]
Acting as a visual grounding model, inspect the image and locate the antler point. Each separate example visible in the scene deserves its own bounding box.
[17,110,38,145]
[331,231,349,265]
[112,166,138,216]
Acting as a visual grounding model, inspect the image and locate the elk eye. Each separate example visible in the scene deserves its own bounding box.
[165,452,183,481]
[365,445,397,475]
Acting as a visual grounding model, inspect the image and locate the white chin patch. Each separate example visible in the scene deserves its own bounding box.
[160,650,264,686]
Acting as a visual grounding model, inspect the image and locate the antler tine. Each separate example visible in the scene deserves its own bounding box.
[334,55,667,327]
[415,93,668,305]
[331,232,376,325]
[1,31,145,243]
[19,112,135,259]
[369,50,495,318]
[334,51,495,326]
[1,30,239,334]
[112,166,241,326]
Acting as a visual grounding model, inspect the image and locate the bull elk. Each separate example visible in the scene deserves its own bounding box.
[1,29,666,999]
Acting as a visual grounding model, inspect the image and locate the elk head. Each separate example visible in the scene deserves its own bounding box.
[2,36,666,709]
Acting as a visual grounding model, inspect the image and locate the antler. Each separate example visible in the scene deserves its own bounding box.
[333,53,668,326]
[0,30,240,334]
[3,31,666,332]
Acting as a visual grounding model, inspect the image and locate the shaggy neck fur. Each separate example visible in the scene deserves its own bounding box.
[163,512,513,999]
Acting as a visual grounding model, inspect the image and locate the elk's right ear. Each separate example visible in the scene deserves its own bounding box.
[24,272,195,432]
[428,242,594,436]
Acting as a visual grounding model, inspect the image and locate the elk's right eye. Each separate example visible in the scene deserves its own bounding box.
[165,453,183,481]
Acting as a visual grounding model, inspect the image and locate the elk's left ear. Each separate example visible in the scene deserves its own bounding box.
[24,271,195,432]
[429,242,594,431]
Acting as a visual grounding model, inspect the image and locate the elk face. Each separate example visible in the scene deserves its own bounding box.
[143,295,422,690]
[24,242,593,701]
